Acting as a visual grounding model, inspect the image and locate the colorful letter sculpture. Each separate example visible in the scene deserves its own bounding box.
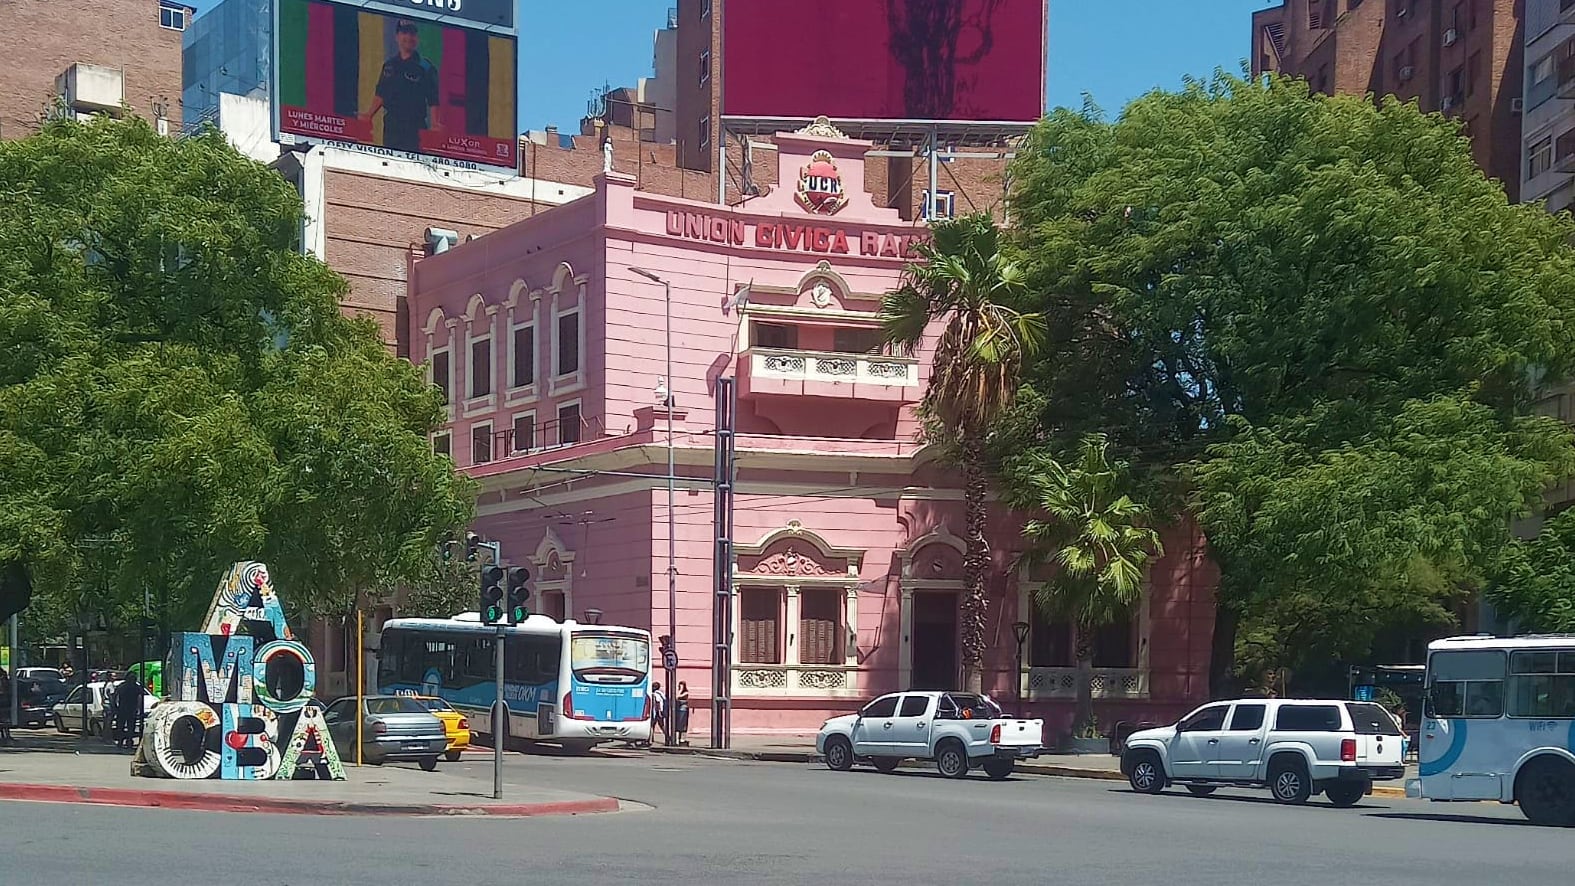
[137,562,345,780]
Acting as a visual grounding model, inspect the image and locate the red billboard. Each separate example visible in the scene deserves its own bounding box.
[721,0,1045,122]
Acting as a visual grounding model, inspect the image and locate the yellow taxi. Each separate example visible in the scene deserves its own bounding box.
[414,696,470,762]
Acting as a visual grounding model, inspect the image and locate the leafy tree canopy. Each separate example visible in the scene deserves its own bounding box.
[0,116,474,636]
[1487,508,1575,634]
[1004,75,1575,684]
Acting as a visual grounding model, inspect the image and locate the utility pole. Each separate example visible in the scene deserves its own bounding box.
[630,267,678,746]
[712,377,736,749]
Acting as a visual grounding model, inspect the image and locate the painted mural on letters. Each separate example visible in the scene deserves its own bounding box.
[135,562,346,780]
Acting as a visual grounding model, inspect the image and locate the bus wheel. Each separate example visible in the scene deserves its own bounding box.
[1517,757,1575,827]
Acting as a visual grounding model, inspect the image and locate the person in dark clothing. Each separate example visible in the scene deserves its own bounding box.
[0,668,13,744]
[112,674,143,749]
[360,20,441,153]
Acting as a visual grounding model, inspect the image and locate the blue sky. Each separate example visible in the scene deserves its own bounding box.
[513,0,1277,130]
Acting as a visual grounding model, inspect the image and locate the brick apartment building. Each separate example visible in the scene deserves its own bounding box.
[524,0,1020,224]
[1252,0,1524,200]
[1,0,190,140]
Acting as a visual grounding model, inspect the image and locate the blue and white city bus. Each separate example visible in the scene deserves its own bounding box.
[376,614,652,750]
[1410,635,1575,825]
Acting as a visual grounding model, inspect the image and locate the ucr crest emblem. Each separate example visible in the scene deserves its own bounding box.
[795,150,848,216]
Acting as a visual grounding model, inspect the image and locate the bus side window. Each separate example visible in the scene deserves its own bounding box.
[1427,650,1505,718]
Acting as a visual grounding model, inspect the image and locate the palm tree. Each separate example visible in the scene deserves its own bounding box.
[881,214,1045,693]
[1009,434,1164,736]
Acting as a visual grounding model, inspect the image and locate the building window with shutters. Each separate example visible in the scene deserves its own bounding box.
[798,589,842,665]
[739,588,782,664]
[1029,605,1073,668]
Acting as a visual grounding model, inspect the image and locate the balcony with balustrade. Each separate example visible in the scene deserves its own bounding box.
[737,316,921,403]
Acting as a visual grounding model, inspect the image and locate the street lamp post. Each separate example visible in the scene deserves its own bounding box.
[1012,622,1031,718]
[631,267,677,747]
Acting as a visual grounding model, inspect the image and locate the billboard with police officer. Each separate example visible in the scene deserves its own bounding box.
[273,0,518,170]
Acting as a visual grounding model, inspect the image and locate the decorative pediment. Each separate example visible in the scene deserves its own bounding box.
[795,116,849,140]
[900,526,968,582]
[734,521,862,580]
[532,526,574,583]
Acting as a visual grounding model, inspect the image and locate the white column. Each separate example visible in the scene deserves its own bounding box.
[843,585,859,668]
[784,586,801,665]
[898,587,914,689]
[730,585,741,667]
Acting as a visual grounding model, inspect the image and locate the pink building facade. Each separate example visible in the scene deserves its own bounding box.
[407,121,1218,738]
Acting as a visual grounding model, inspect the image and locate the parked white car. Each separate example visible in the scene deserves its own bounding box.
[52,681,158,735]
[1120,698,1407,806]
[817,691,1043,779]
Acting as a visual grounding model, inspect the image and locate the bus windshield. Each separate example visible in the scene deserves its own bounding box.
[571,633,649,683]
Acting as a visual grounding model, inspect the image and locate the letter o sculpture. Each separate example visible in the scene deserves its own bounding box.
[253,640,317,713]
[147,702,223,779]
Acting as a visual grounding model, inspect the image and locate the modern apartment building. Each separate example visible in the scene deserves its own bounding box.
[1252,0,1525,200]
[409,122,1219,736]
[1,0,190,139]
[1522,0,1575,212]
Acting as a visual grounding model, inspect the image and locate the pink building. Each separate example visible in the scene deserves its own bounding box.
[407,120,1217,738]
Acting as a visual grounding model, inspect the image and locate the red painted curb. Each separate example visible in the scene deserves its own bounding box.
[0,782,619,817]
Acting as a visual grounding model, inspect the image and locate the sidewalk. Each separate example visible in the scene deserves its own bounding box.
[648,734,1416,797]
[0,732,618,817]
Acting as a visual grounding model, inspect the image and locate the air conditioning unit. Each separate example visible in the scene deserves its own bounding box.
[1512,97,1525,115]
[1400,65,1415,82]
[1444,28,1458,46]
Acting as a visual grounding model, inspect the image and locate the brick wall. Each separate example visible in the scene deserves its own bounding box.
[1,0,183,140]
[320,169,555,354]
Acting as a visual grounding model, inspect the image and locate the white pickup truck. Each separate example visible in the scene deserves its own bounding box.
[1120,698,1407,806]
[817,691,1043,779]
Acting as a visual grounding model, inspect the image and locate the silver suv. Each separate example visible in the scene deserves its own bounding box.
[1120,699,1406,806]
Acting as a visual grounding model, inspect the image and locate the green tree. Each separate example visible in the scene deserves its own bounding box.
[1006,74,1575,691]
[1008,435,1163,734]
[0,115,475,635]
[1487,508,1575,633]
[881,214,1045,691]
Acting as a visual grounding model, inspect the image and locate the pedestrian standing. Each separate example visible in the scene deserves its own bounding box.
[112,672,142,749]
[675,681,690,746]
[60,662,74,683]
[0,668,13,744]
[650,682,668,746]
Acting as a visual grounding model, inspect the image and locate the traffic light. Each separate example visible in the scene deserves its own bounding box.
[505,566,531,625]
[464,531,482,563]
[479,564,505,624]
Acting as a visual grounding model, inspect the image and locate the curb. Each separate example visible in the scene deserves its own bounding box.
[646,746,1411,797]
[0,782,621,817]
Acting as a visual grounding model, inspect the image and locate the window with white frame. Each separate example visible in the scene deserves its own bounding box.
[510,322,535,388]
[471,423,493,465]
[555,309,580,376]
[430,349,452,405]
[739,588,782,663]
[556,401,581,445]
[922,189,956,220]
[699,50,711,86]
[159,3,187,30]
[698,114,710,149]
[1028,607,1137,668]
[511,412,536,453]
[1531,135,1554,179]
[469,336,493,398]
[432,432,451,458]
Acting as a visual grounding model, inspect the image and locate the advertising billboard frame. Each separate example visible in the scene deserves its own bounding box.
[269,0,520,175]
[718,0,1048,131]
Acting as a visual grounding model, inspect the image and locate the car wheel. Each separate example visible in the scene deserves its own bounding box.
[872,757,901,773]
[1517,757,1575,827]
[444,750,462,762]
[1185,785,1217,797]
[1324,782,1366,808]
[1128,753,1165,794]
[936,741,970,779]
[983,758,1015,780]
[1269,759,1312,805]
[824,736,854,772]
[419,756,439,772]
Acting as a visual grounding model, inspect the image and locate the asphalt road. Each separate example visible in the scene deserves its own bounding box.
[2,751,1569,885]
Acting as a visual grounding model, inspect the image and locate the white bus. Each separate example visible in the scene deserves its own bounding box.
[1410,635,1575,825]
[376,614,652,750]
